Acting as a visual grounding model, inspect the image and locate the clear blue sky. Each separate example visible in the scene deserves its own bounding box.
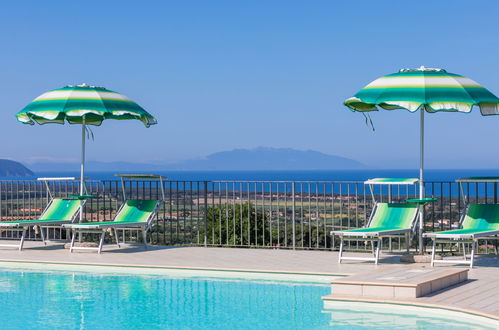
[1,0,499,169]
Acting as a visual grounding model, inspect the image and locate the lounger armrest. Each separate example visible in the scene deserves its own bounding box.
[332,228,411,238]
[0,223,21,228]
[331,229,372,236]
[472,230,499,238]
[64,222,148,230]
[330,230,377,237]
[424,232,474,239]
[64,224,101,230]
[91,223,148,229]
[425,230,499,239]
[0,220,72,228]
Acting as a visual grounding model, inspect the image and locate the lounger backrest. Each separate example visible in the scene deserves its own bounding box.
[39,198,81,221]
[369,203,419,229]
[462,204,499,231]
[113,200,159,224]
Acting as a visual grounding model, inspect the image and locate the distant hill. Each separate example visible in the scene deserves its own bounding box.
[28,147,366,172]
[174,147,366,170]
[0,159,34,177]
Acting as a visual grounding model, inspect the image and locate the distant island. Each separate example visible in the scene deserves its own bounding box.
[172,147,366,170]
[27,147,366,172]
[0,159,34,177]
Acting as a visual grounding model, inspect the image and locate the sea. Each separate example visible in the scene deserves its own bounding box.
[6,169,499,197]
[26,169,499,182]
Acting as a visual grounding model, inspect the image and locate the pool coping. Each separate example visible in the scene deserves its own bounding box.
[0,258,348,283]
[322,294,499,322]
[0,258,349,276]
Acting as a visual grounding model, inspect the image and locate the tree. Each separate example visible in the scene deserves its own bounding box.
[202,203,269,246]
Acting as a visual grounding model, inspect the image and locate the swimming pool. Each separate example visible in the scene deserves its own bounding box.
[0,268,496,329]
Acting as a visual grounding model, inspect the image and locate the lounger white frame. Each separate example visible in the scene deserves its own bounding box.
[65,174,166,254]
[67,200,161,254]
[331,178,419,265]
[424,204,499,268]
[424,177,499,268]
[0,177,85,250]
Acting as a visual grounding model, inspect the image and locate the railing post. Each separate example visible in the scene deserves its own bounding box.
[291,181,296,250]
[494,182,497,204]
[203,181,208,247]
[0,181,2,221]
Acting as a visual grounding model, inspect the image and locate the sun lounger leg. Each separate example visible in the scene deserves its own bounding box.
[470,241,476,268]
[142,229,148,249]
[70,231,76,253]
[19,229,26,251]
[374,239,381,265]
[338,238,344,264]
[405,232,410,252]
[431,239,437,267]
[97,232,106,254]
[113,229,120,248]
[40,227,46,245]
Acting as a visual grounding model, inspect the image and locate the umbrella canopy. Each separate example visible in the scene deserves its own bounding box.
[345,66,499,114]
[17,84,156,126]
[344,66,499,252]
[16,84,157,221]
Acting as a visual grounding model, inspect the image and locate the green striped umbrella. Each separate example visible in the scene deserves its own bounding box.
[17,84,156,126]
[344,66,499,251]
[16,84,157,220]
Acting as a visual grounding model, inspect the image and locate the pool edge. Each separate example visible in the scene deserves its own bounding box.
[322,294,499,322]
[0,258,347,283]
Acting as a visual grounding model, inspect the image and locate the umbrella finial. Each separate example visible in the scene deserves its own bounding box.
[78,83,90,88]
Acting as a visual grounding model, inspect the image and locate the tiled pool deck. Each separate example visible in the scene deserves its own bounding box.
[0,241,498,319]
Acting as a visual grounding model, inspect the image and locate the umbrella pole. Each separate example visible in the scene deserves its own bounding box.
[79,117,86,223]
[419,108,425,253]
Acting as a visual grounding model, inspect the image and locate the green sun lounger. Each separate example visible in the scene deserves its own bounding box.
[63,199,160,254]
[0,198,82,250]
[331,203,419,264]
[424,203,499,268]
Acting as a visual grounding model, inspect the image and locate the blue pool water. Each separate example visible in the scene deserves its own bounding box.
[0,269,495,329]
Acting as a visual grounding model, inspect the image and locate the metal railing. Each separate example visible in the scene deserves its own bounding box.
[0,179,497,251]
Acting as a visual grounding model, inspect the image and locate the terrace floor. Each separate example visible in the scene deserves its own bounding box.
[0,241,498,320]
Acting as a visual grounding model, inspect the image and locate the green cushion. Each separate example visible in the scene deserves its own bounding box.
[369,203,419,229]
[462,204,499,231]
[40,199,81,221]
[0,198,80,225]
[66,200,158,228]
[113,200,158,223]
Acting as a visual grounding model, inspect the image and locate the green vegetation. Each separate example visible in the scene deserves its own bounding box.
[202,202,269,246]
